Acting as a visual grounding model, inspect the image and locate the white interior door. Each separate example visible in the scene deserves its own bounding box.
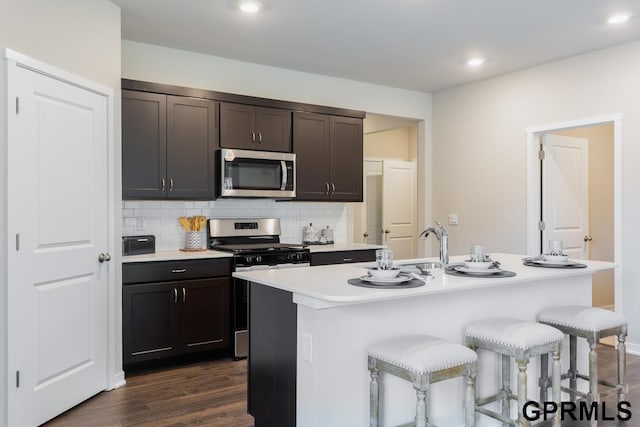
[7,64,109,426]
[542,134,589,259]
[382,160,417,259]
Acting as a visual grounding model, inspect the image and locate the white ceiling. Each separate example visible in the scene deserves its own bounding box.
[112,0,640,93]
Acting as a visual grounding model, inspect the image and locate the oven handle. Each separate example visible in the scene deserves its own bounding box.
[280,160,287,191]
[235,262,310,272]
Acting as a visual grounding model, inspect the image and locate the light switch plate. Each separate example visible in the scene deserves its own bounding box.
[448,213,458,225]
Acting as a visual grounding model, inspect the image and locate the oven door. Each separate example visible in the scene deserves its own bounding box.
[219,149,295,198]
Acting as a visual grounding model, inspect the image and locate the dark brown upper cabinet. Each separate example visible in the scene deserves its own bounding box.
[220,102,292,152]
[293,112,363,202]
[122,90,218,200]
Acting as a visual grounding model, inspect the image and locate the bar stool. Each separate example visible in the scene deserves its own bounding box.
[465,319,564,427]
[368,334,478,427]
[538,306,628,409]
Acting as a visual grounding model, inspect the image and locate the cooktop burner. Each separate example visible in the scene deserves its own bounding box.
[213,242,307,254]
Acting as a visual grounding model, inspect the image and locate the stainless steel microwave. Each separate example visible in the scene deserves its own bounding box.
[218,149,296,198]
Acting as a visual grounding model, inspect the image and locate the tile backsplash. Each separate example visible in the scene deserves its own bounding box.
[122,199,348,251]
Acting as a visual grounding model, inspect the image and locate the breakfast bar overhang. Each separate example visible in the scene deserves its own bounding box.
[233,254,616,427]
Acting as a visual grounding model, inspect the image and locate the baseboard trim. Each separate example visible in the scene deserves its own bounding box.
[107,371,126,390]
[625,342,640,356]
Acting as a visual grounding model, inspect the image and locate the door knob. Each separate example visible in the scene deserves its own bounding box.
[98,253,111,263]
[384,229,390,234]
[584,235,593,242]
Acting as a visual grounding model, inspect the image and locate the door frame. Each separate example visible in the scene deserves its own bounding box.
[525,114,623,312]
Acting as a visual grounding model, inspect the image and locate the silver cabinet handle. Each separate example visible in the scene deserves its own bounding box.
[584,235,593,242]
[251,131,256,142]
[330,182,336,195]
[182,287,186,303]
[174,288,178,303]
[325,182,330,194]
[98,253,111,263]
[343,258,354,263]
[258,132,262,143]
[171,268,186,273]
[169,178,174,192]
[161,178,166,192]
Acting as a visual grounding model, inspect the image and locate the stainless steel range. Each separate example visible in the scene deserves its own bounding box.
[208,218,310,359]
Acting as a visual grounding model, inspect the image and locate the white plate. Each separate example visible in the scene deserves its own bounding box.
[454,266,503,275]
[530,259,576,266]
[360,273,413,285]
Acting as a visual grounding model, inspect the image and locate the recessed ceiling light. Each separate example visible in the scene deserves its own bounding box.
[239,0,262,13]
[608,12,631,24]
[467,57,485,67]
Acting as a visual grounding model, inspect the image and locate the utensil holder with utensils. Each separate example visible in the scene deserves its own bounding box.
[179,215,207,251]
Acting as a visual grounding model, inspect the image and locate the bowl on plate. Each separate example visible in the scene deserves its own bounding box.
[464,260,494,270]
[367,267,401,279]
[543,254,569,263]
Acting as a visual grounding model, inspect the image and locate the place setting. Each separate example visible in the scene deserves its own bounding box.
[522,240,587,269]
[348,249,429,289]
[445,245,516,278]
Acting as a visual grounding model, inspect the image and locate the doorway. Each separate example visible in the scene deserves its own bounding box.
[525,115,622,313]
[352,114,420,259]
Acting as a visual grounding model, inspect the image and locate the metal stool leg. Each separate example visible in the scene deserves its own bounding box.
[569,335,578,402]
[516,359,531,427]
[588,339,599,427]
[465,363,477,427]
[617,332,628,405]
[414,380,429,427]
[552,350,561,427]
[539,353,549,403]
[501,355,511,426]
[369,366,379,427]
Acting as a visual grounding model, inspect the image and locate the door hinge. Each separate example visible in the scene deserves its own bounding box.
[15,233,20,251]
[538,149,545,160]
[16,371,20,388]
[15,97,19,114]
[538,221,546,231]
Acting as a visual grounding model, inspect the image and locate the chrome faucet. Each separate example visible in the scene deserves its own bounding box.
[419,222,449,266]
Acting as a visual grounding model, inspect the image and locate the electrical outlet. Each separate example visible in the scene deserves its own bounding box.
[136,217,145,230]
[448,213,458,225]
[303,333,313,363]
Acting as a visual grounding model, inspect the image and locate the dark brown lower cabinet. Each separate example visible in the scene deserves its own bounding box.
[122,277,230,366]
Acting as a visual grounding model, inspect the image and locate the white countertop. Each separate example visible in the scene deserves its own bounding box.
[232,253,616,309]
[306,243,384,252]
[122,249,232,263]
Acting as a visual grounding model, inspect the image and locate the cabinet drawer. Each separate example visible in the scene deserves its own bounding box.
[310,249,376,266]
[123,258,232,284]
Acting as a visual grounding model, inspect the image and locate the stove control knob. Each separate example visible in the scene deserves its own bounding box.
[297,253,304,261]
[244,255,253,264]
[255,255,262,263]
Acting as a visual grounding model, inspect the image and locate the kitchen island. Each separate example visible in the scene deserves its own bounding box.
[233,253,616,427]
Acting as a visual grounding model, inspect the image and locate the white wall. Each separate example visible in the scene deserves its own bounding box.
[432,40,640,350]
[0,1,122,425]
[121,41,434,253]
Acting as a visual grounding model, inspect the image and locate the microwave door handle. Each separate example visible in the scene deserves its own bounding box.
[280,160,287,190]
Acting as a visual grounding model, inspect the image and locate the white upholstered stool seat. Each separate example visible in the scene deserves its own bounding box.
[368,334,477,427]
[537,305,628,426]
[465,319,563,427]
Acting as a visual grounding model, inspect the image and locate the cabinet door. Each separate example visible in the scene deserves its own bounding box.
[220,102,256,150]
[329,116,363,201]
[122,282,180,365]
[179,278,230,353]
[122,90,167,199]
[167,96,217,199]
[293,112,331,200]
[255,106,292,152]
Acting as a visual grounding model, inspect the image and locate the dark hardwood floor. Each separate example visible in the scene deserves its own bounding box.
[43,358,254,427]
[43,345,640,426]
